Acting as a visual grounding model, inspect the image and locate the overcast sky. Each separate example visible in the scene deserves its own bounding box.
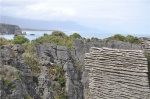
[0,0,149,35]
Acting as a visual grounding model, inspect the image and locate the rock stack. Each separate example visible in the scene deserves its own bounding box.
[84,47,150,99]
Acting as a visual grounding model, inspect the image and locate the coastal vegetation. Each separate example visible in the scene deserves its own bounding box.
[13,35,29,44]
[105,34,141,44]
[0,31,148,99]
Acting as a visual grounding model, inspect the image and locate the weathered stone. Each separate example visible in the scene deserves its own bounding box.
[37,66,54,99]
[141,37,150,55]
[84,47,150,99]
[0,45,40,99]
[34,39,143,99]
[64,60,83,99]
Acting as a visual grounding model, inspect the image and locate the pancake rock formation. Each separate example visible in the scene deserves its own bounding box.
[84,47,150,99]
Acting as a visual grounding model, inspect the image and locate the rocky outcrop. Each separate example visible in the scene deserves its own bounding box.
[64,60,83,99]
[34,43,83,99]
[34,39,143,99]
[0,36,148,99]
[84,47,150,99]
[0,45,39,99]
[37,66,54,99]
[74,38,143,64]
[0,23,22,35]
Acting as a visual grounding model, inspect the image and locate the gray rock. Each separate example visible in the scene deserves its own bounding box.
[84,47,150,99]
[57,46,70,64]
[64,60,83,99]
[0,45,39,99]
[37,66,54,99]
[0,23,22,35]
[141,37,150,55]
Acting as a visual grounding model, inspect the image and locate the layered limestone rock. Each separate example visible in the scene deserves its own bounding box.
[0,23,22,35]
[141,37,150,55]
[84,47,150,99]
[34,40,143,99]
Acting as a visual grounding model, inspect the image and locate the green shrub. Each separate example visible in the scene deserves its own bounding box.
[113,34,125,41]
[26,95,31,99]
[125,35,135,43]
[57,76,65,87]
[33,31,75,49]
[4,79,11,87]
[51,31,67,37]
[86,38,91,42]
[0,37,12,46]
[105,34,141,44]
[44,33,48,36]
[3,79,15,90]
[23,53,40,76]
[13,35,29,44]
[70,33,81,39]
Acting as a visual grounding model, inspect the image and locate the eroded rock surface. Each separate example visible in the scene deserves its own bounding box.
[37,66,54,99]
[0,45,39,99]
[64,60,83,99]
[141,37,150,55]
[84,47,150,99]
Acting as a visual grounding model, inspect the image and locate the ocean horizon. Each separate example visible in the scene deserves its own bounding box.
[1,30,150,41]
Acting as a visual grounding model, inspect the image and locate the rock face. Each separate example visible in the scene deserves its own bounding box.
[0,23,22,35]
[84,47,150,99]
[0,45,39,99]
[64,60,83,99]
[141,37,150,55]
[34,39,143,99]
[37,66,54,99]
[74,39,143,64]
[34,43,83,99]
[0,38,146,99]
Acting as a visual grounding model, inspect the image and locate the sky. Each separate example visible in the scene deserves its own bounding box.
[0,0,150,36]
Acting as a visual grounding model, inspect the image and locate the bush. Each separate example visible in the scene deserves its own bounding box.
[33,31,75,49]
[125,35,135,43]
[13,35,29,44]
[70,33,81,39]
[113,34,125,41]
[105,34,141,44]
[51,31,67,37]
[57,76,65,87]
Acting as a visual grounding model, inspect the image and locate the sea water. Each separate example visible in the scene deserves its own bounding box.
[1,30,149,41]
[1,30,105,41]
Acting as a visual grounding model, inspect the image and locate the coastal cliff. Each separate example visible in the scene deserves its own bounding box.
[0,33,150,99]
[0,23,22,35]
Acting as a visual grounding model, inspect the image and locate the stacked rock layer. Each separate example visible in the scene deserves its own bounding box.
[84,47,150,99]
[141,37,150,55]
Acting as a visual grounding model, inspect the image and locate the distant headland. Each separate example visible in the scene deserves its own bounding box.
[0,23,22,35]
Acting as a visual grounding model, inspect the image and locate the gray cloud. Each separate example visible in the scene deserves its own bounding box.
[0,0,149,34]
